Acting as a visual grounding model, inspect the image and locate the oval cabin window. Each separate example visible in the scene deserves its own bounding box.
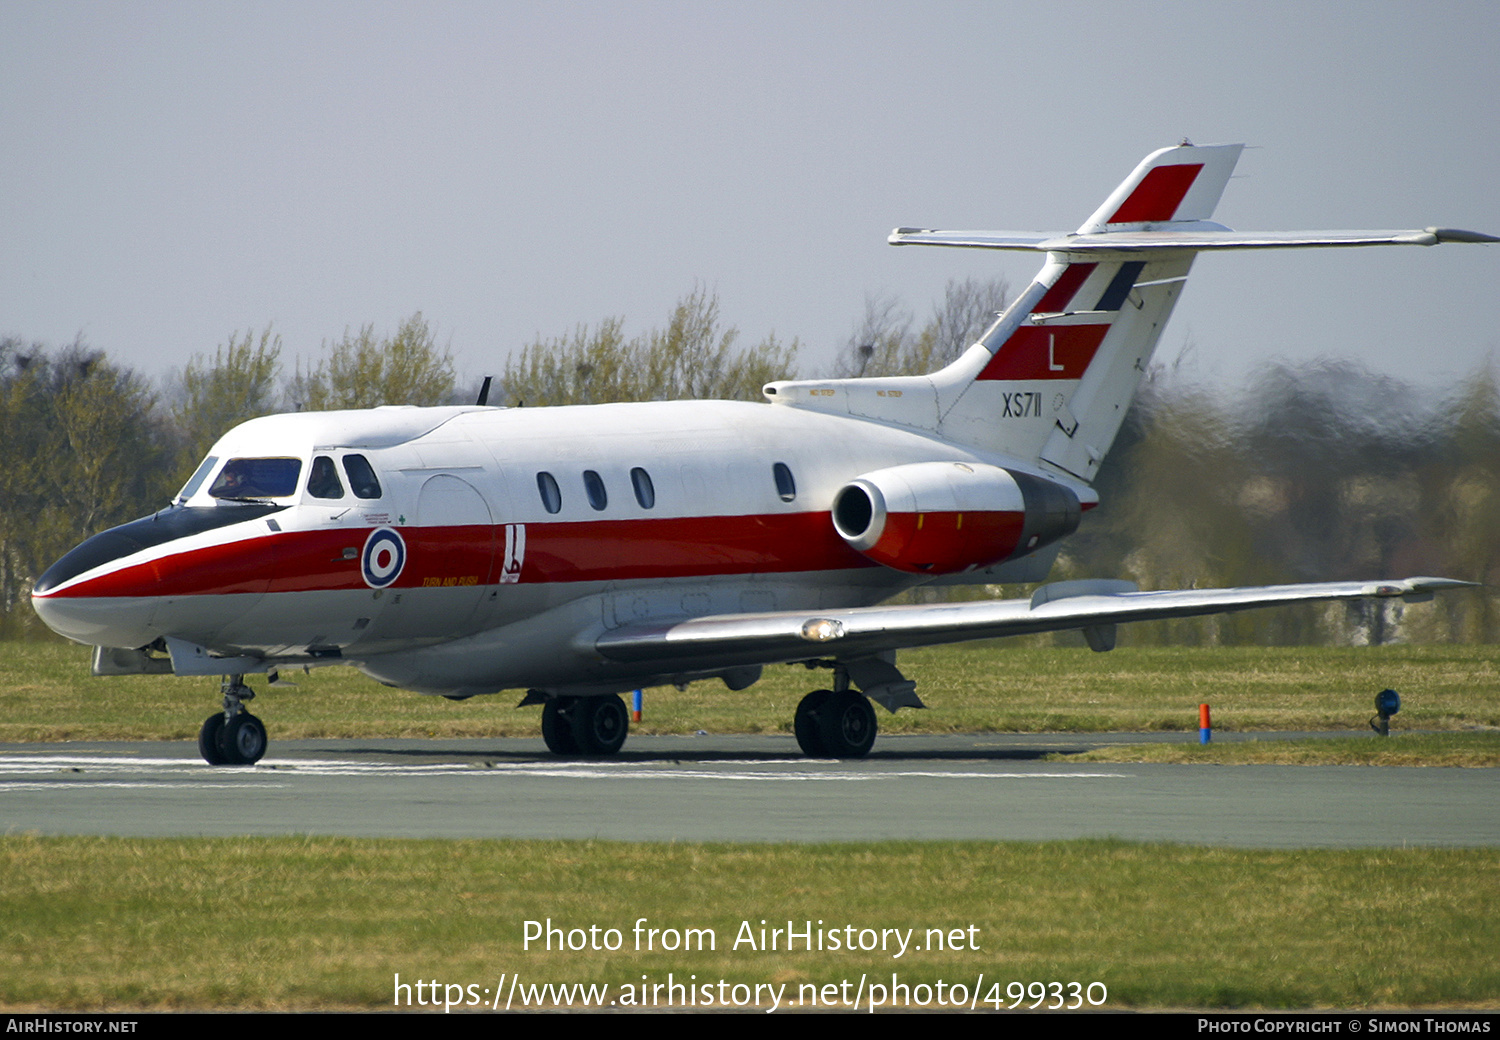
[536,472,562,514]
[773,462,796,502]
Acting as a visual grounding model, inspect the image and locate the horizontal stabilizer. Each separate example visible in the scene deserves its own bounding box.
[888,226,1499,255]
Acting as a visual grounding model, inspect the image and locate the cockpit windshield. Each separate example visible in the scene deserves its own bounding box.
[175,455,219,504]
[208,457,303,500]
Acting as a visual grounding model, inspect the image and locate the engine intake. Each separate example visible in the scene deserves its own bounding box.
[831,462,1082,574]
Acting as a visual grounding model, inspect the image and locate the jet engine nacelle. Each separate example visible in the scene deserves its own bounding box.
[830,461,1083,574]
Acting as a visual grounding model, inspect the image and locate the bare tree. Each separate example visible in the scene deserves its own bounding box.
[290,313,456,411]
[172,326,283,466]
[500,287,798,407]
[833,277,1008,377]
[0,339,174,635]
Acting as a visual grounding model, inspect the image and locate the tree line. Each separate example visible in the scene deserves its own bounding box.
[1066,356,1500,646]
[2,281,1495,644]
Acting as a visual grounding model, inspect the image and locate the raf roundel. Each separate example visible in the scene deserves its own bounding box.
[361,527,407,589]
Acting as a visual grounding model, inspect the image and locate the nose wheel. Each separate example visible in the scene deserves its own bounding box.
[198,675,267,765]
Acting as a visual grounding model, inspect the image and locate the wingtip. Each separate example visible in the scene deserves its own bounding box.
[1427,227,1500,244]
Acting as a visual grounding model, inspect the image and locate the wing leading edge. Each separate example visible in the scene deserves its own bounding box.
[592,577,1471,671]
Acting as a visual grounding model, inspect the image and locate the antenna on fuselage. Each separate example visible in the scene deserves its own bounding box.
[476,376,493,407]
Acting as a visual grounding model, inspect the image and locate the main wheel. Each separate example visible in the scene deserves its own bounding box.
[218,712,267,765]
[570,695,629,756]
[198,714,227,765]
[794,690,833,757]
[817,690,877,758]
[541,697,580,755]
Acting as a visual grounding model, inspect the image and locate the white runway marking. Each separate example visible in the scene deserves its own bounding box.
[0,782,276,791]
[0,752,1130,785]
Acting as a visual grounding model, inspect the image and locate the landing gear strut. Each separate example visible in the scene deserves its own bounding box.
[198,674,267,766]
[541,695,629,756]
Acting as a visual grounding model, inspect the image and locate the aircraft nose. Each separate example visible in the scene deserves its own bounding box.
[30,586,159,647]
[30,523,168,645]
[29,503,284,647]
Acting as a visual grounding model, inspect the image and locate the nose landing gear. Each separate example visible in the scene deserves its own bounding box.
[198,674,267,765]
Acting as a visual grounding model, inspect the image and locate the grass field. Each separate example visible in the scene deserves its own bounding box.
[2,836,1495,1011]
[4,640,1496,1012]
[1050,731,1500,767]
[2,639,1497,743]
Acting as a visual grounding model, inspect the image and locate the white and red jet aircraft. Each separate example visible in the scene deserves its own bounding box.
[31,143,1493,765]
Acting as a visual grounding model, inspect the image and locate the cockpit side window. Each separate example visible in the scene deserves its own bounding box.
[307,456,345,499]
[342,454,382,499]
[176,455,219,503]
[209,457,302,500]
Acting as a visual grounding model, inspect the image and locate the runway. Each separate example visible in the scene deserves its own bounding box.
[3,734,1494,847]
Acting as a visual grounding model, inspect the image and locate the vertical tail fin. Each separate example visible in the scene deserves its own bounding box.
[765,142,1490,482]
[924,142,1244,481]
[1075,141,1242,233]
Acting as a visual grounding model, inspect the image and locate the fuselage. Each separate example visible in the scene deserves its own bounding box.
[31,399,1086,697]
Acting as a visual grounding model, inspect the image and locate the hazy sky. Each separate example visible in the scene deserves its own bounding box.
[3,0,1497,395]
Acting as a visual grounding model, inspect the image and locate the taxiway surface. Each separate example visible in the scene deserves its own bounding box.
[2,734,1493,847]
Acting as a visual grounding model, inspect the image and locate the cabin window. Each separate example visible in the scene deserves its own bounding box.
[536,472,562,514]
[307,456,345,499]
[209,457,302,499]
[342,455,382,499]
[583,470,608,511]
[773,462,796,502]
[630,467,655,509]
[176,455,218,503]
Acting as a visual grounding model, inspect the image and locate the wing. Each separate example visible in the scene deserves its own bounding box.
[592,577,1470,672]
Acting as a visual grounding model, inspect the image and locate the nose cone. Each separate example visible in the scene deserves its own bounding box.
[31,522,169,646]
[31,587,160,648]
[30,503,284,647]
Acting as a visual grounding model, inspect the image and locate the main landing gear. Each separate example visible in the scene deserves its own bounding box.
[540,694,630,756]
[793,689,877,758]
[791,656,919,759]
[198,674,267,766]
[528,657,915,760]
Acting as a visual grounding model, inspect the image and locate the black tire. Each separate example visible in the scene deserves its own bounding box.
[198,714,227,765]
[541,697,580,755]
[817,690,877,758]
[218,713,267,765]
[570,695,629,756]
[794,690,833,757]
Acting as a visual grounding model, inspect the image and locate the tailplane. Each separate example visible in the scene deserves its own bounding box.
[764,142,1494,483]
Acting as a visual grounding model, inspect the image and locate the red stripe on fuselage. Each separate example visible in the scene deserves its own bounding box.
[525,513,865,582]
[41,512,876,599]
[1107,163,1203,224]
